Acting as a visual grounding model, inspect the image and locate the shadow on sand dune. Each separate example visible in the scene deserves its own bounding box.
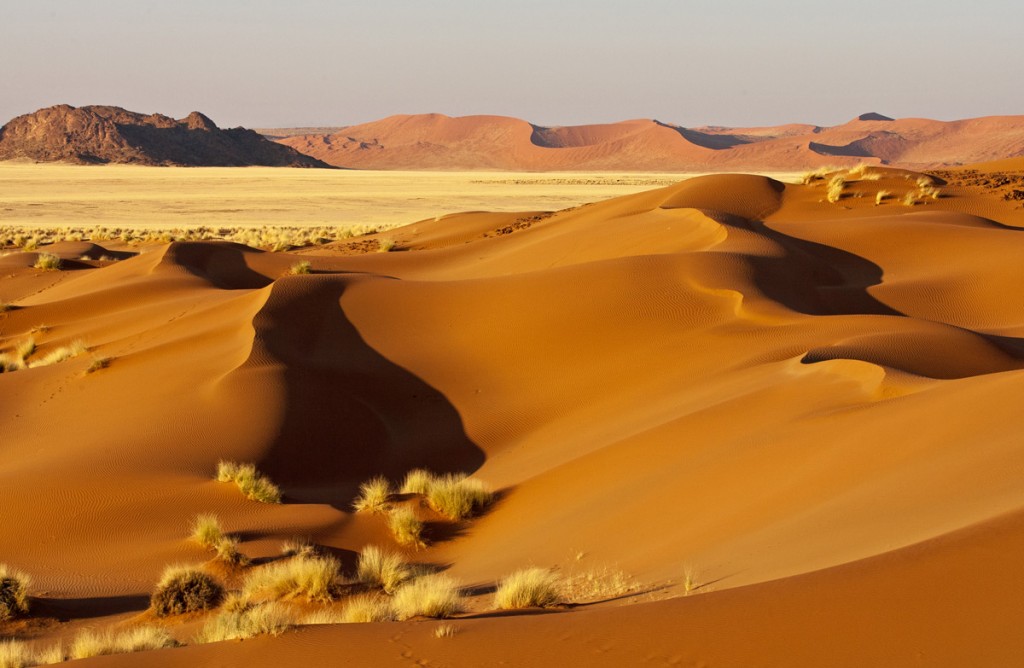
[238,275,485,510]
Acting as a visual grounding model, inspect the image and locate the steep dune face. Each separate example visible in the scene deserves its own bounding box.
[2,161,1024,664]
[276,112,1024,170]
[0,105,331,167]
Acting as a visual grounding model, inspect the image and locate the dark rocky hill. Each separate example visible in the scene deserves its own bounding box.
[0,105,331,167]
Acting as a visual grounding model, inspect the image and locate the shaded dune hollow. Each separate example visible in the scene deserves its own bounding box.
[2,162,1024,665]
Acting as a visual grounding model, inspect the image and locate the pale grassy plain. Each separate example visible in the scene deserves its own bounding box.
[0,164,684,230]
[0,163,801,232]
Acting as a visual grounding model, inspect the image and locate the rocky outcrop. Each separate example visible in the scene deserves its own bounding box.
[0,105,331,167]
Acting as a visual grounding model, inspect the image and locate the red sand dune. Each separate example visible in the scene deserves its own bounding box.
[275,112,1024,170]
[2,161,1024,665]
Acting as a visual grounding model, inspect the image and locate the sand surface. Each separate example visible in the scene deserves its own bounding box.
[1,161,1023,665]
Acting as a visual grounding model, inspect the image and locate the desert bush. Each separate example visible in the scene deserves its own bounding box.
[194,601,293,643]
[151,565,224,617]
[392,575,463,620]
[28,340,87,368]
[242,555,340,603]
[357,545,412,594]
[33,254,61,271]
[493,568,562,609]
[920,185,942,199]
[425,474,494,521]
[902,192,918,206]
[214,537,248,566]
[191,514,223,549]
[342,595,395,623]
[0,565,30,621]
[70,627,176,659]
[377,238,396,252]
[352,476,392,513]
[215,460,281,504]
[399,469,433,495]
[387,506,425,549]
[289,260,312,275]
[875,190,891,205]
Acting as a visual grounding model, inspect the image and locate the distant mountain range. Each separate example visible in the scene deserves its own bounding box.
[269,112,1024,171]
[0,105,329,167]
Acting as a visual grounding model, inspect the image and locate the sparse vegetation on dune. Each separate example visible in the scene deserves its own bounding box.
[70,627,177,660]
[399,469,433,495]
[875,190,891,205]
[288,260,312,275]
[342,595,396,623]
[242,554,340,603]
[357,545,413,594]
[280,538,317,559]
[151,566,224,617]
[377,238,396,252]
[424,473,494,521]
[32,253,61,271]
[215,460,281,503]
[392,575,463,620]
[86,356,111,373]
[902,191,919,206]
[493,568,562,609]
[0,564,31,621]
[194,601,293,643]
[826,175,846,203]
[27,340,87,368]
[562,566,635,603]
[352,476,392,514]
[191,514,223,549]
[387,506,426,549]
[434,623,457,638]
[0,639,62,667]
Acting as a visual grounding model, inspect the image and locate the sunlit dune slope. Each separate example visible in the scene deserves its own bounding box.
[2,161,1024,665]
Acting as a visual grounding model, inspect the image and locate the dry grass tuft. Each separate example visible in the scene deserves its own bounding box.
[434,623,457,638]
[242,555,340,603]
[392,575,463,620]
[214,537,249,566]
[194,601,293,643]
[70,627,177,660]
[826,175,846,203]
[400,469,433,495]
[352,476,392,513]
[387,506,425,549]
[191,514,223,549]
[902,191,918,206]
[0,640,64,667]
[424,474,494,521]
[356,545,412,594]
[86,356,111,373]
[875,190,891,205]
[288,260,312,275]
[32,253,61,271]
[300,608,347,625]
[151,565,224,617]
[215,460,281,504]
[342,595,395,623]
[280,538,317,559]
[377,238,396,253]
[27,339,88,368]
[493,568,562,609]
[0,564,31,621]
[562,566,635,603]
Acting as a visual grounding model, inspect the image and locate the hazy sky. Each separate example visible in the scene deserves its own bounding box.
[3,0,1022,129]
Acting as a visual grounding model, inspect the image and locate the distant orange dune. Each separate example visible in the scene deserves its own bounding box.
[274,112,1024,170]
[1,159,1024,665]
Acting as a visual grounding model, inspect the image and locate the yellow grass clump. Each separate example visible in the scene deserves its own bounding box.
[26,339,88,368]
[424,473,494,520]
[399,469,433,495]
[0,640,63,667]
[194,601,294,643]
[288,260,312,275]
[0,564,31,621]
[32,253,61,271]
[352,475,392,513]
[387,506,425,549]
[215,460,281,504]
[70,627,176,660]
[356,545,412,593]
[191,514,223,549]
[875,190,891,205]
[342,595,396,623]
[151,565,224,617]
[242,555,340,603]
[493,568,562,609]
[392,575,463,620]
[826,175,846,203]
[377,238,396,252]
[280,538,317,559]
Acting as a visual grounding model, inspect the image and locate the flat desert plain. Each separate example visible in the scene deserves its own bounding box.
[1,161,1024,666]
[0,164,725,231]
